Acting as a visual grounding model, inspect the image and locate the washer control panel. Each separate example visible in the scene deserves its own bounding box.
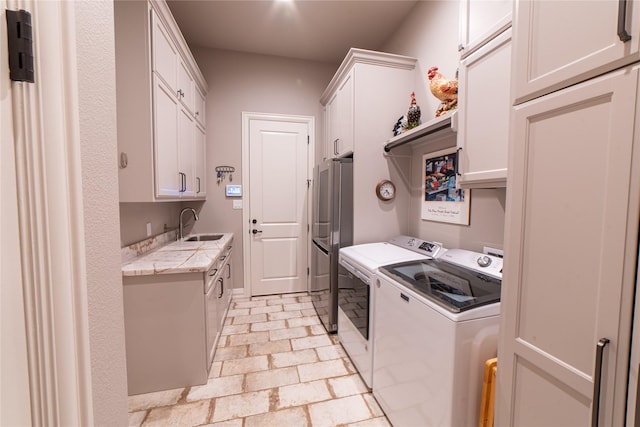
[439,249,503,280]
[388,235,443,258]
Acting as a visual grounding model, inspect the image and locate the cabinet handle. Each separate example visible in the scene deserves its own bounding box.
[226,263,231,279]
[217,278,223,298]
[208,268,218,277]
[179,172,187,192]
[196,177,201,194]
[617,0,632,42]
[195,111,199,117]
[177,89,184,98]
[591,338,610,427]
[333,138,339,155]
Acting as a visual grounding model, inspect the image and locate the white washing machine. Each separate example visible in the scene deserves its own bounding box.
[373,249,503,427]
[337,236,443,389]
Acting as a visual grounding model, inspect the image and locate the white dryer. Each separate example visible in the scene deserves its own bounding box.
[373,249,503,427]
[337,236,443,389]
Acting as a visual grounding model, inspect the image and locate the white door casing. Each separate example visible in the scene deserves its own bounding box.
[242,113,313,297]
[2,0,99,424]
[1,1,31,423]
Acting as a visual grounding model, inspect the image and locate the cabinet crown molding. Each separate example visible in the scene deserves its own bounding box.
[320,48,417,105]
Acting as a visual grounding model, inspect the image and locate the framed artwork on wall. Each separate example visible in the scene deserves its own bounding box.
[421,148,470,225]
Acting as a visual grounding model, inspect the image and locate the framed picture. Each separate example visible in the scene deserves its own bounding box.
[421,148,470,225]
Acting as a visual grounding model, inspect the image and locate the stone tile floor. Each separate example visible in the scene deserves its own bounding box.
[128,293,391,427]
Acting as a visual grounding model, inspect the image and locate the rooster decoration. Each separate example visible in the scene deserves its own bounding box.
[407,92,421,130]
[427,66,458,118]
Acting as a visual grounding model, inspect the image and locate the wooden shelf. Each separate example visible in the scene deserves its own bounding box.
[384,110,457,153]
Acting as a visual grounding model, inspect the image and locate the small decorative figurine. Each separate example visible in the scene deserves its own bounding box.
[392,115,407,136]
[427,66,458,117]
[407,92,421,129]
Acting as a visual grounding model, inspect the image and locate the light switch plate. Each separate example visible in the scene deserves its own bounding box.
[232,200,242,210]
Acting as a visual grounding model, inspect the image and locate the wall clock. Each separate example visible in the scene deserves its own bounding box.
[375,179,396,201]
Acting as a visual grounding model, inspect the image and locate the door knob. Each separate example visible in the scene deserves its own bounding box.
[252,229,263,234]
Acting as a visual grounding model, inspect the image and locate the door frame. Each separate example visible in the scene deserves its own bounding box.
[241,112,315,297]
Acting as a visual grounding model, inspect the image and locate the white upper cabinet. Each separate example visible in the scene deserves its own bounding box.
[457,27,512,188]
[178,108,195,197]
[458,0,512,58]
[320,48,417,244]
[324,70,354,159]
[151,9,178,91]
[178,59,195,114]
[512,0,640,104]
[115,1,208,202]
[154,76,181,198]
[194,86,206,128]
[194,125,206,198]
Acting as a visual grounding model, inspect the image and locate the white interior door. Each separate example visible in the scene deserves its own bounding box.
[247,117,310,296]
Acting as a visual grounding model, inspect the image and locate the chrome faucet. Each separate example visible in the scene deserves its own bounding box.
[179,207,199,240]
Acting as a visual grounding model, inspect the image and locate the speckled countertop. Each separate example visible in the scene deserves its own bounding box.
[121,233,234,276]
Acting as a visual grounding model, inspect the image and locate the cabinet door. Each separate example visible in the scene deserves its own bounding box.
[513,0,640,104]
[178,107,195,197]
[336,70,354,157]
[458,0,512,58]
[457,28,511,188]
[325,92,339,159]
[497,66,639,426]
[194,86,206,128]
[153,77,181,198]
[150,9,177,92]
[178,60,194,114]
[194,124,206,199]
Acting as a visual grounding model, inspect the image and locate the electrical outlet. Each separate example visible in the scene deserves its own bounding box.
[483,246,503,258]
[232,200,242,210]
[146,222,152,237]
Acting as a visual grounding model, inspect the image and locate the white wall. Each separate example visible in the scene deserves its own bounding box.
[381,1,506,252]
[120,202,182,246]
[189,48,337,289]
[74,2,129,424]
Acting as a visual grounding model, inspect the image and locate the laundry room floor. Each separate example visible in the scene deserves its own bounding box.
[127,293,390,427]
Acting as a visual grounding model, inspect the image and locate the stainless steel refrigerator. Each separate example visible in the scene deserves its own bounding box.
[310,157,353,333]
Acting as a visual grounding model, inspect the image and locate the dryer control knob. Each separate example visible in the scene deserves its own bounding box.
[477,256,492,267]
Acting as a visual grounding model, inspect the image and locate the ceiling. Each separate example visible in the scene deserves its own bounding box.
[166,0,419,64]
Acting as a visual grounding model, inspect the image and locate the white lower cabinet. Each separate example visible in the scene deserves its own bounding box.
[124,243,233,396]
[123,272,207,395]
[497,65,640,426]
[457,27,511,188]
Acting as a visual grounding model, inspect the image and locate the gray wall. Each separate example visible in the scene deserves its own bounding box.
[382,1,506,252]
[187,48,337,288]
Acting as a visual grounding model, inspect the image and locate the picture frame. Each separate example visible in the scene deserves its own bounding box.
[421,148,470,225]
